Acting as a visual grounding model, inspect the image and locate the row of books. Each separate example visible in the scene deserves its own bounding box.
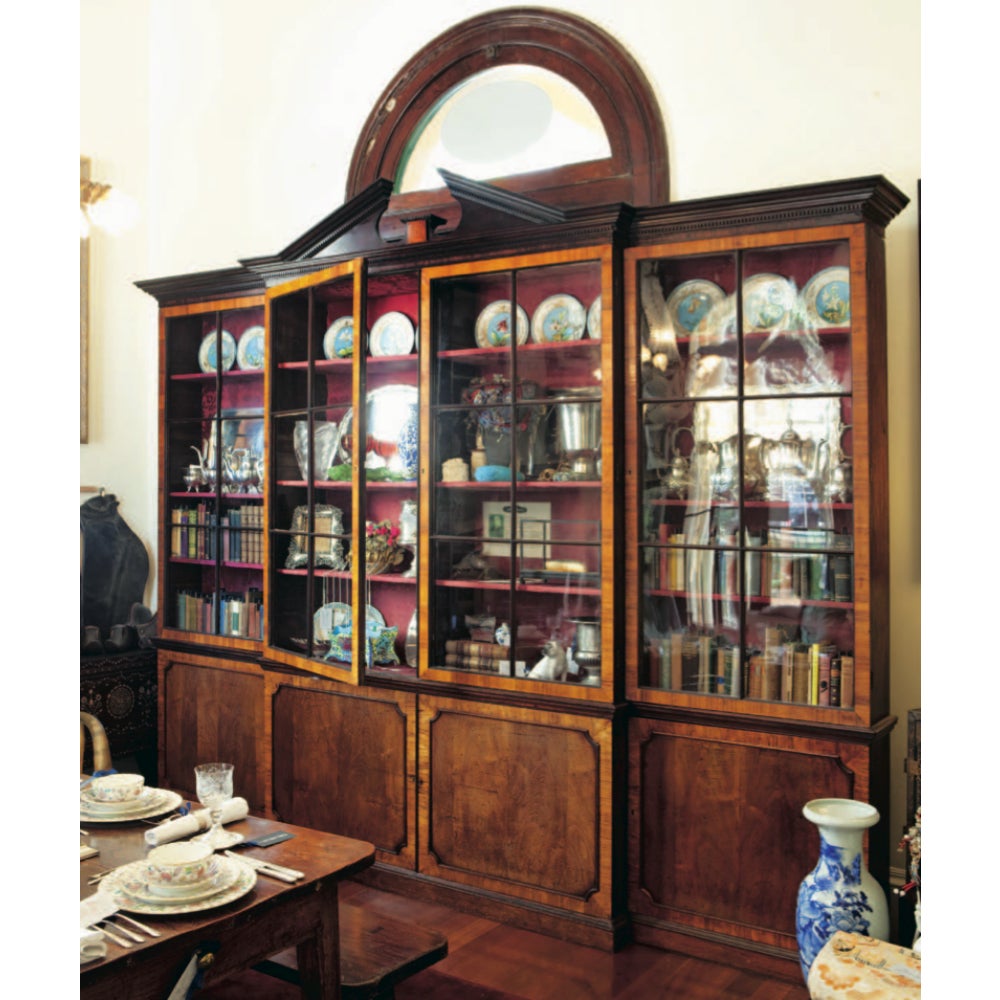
[442,639,534,672]
[174,588,264,638]
[645,629,854,707]
[653,528,853,603]
[170,503,264,565]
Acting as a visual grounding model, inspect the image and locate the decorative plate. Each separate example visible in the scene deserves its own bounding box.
[530,294,586,343]
[665,279,725,334]
[369,311,415,357]
[80,788,183,824]
[198,330,236,373]
[100,856,256,915]
[475,301,529,348]
[314,602,385,642]
[802,266,851,328]
[236,326,265,370]
[122,861,242,905]
[587,296,602,340]
[405,610,417,667]
[323,317,354,360]
[742,273,796,331]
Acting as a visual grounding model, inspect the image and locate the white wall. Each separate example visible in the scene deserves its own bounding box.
[80,0,920,881]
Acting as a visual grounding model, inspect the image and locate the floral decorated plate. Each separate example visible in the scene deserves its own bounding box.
[80,788,183,823]
[586,295,602,340]
[475,301,529,348]
[236,326,265,370]
[665,279,725,334]
[369,311,415,357]
[802,266,851,328]
[125,859,242,905]
[100,856,256,915]
[530,293,586,343]
[314,602,385,642]
[198,330,237,373]
[323,317,354,359]
[742,273,797,331]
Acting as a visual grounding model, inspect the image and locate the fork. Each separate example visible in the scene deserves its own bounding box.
[88,923,131,948]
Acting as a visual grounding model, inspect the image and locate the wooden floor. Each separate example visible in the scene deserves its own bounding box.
[341,881,811,1000]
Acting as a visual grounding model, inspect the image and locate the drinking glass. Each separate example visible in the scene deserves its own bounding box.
[193,762,240,848]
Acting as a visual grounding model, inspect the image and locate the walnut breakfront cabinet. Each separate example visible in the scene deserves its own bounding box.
[138,173,906,970]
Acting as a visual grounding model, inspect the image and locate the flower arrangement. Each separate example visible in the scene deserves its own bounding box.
[462,375,542,435]
[350,519,405,575]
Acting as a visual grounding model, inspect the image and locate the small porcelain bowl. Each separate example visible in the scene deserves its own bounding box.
[88,773,145,803]
[145,841,217,889]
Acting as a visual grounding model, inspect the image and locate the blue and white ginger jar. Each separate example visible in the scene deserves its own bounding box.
[795,798,889,983]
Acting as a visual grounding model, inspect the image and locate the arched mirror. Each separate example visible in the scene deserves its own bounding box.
[348,7,669,210]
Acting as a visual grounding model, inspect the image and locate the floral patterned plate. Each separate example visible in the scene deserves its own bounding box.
[742,273,796,331]
[236,326,265,370]
[198,330,237,373]
[475,301,529,348]
[80,788,183,823]
[323,317,354,359]
[101,856,256,915]
[314,603,385,642]
[369,311,415,356]
[531,293,585,343]
[122,858,242,905]
[665,279,725,334]
[587,295,602,340]
[802,266,851,328]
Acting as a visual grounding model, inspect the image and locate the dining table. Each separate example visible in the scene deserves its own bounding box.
[80,806,375,999]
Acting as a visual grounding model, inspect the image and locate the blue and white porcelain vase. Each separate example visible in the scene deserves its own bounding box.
[795,798,889,982]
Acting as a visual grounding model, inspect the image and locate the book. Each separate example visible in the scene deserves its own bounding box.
[697,634,713,693]
[762,646,780,701]
[829,655,842,706]
[831,554,852,602]
[670,631,683,691]
[818,652,832,706]
[792,645,811,704]
[781,643,796,701]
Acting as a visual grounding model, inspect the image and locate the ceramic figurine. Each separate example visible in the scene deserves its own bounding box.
[527,640,569,681]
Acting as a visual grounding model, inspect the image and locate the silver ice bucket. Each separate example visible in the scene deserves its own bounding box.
[552,388,601,477]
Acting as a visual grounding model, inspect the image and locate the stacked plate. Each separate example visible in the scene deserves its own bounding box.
[80,785,184,824]
[99,854,257,916]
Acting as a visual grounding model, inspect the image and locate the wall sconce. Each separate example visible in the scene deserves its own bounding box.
[80,158,138,238]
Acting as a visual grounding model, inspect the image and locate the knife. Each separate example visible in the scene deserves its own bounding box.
[224,850,303,882]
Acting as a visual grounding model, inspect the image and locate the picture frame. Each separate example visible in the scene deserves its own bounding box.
[481,500,551,559]
[285,505,347,569]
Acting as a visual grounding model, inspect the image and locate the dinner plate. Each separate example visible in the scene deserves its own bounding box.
[127,860,242,904]
[530,293,586,343]
[801,266,851,327]
[742,273,796,331]
[236,325,265,370]
[80,788,183,823]
[475,301,529,348]
[314,602,385,642]
[198,330,237,373]
[369,311,415,357]
[81,785,156,812]
[323,317,355,359]
[665,279,725,334]
[587,295,602,340]
[101,856,256,915]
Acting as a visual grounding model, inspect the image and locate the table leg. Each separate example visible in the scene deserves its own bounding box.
[296,880,341,999]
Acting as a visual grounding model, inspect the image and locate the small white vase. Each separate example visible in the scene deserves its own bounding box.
[795,798,890,982]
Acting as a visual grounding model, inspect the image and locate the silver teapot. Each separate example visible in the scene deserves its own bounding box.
[760,420,828,501]
[825,425,853,503]
[661,427,692,499]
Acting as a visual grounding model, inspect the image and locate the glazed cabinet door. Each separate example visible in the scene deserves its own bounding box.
[420,248,615,701]
[264,261,422,682]
[160,297,265,650]
[625,227,884,727]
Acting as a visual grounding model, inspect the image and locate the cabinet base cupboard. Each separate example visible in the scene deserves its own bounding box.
[138,171,905,973]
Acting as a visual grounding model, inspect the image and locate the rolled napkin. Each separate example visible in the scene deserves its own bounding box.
[144,796,249,847]
[80,926,106,964]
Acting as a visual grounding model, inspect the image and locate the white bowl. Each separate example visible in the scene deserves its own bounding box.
[145,841,217,888]
[88,773,145,803]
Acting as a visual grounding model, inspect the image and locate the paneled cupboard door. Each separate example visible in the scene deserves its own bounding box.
[264,260,423,684]
[625,231,880,725]
[160,297,266,649]
[420,248,615,701]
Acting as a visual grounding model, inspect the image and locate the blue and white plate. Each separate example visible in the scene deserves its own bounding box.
[323,317,354,360]
[475,301,529,348]
[314,602,385,642]
[198,330,236,373]
[236,326,265,370]
[802,266,851,328]
[369,311,415,357]
[531,294,586,343]
[665,280,724,334]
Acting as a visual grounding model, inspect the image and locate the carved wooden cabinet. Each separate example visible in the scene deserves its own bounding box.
[138,171,905,969]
